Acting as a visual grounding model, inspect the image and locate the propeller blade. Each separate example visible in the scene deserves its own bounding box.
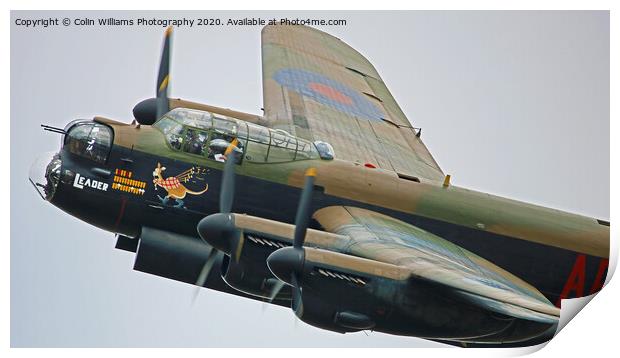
[191,247,220,305]
[293,168,316,249]
[192,118,243,304]
[219,150,238,213]
[267,279,286,302]
[291,274,303,318]
[224,138,239,156]
[155,26,172,119]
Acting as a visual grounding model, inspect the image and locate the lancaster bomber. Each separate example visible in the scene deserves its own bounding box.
[30,25,609,346]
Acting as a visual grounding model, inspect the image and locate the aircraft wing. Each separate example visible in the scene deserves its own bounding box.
[313,206,561,323]
[261,25,445,181]
[220,206,560,325]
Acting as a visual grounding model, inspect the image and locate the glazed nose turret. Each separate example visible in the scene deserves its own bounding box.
[29,151,62,201]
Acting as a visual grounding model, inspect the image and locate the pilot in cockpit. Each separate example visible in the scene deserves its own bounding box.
[185,129,208,155]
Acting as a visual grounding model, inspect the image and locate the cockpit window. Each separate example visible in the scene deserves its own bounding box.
[268,130,297,162]
[297,139,321,160]
[174,108,213,130]
[183,128,209,155]
[155,108,319,164]
[154,116,184,150]
[243,126,319,163]
[64,122,113,163]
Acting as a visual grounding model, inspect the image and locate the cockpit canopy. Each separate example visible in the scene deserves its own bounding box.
[154,108,323,163]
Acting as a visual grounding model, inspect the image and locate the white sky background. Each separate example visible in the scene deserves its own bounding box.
[10,10,609,347]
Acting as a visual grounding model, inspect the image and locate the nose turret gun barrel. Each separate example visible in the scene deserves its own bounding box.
[40,124,67,135]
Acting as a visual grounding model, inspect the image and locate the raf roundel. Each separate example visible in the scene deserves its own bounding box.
[273,68,385,122]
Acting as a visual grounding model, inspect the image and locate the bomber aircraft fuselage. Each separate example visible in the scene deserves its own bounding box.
[30,25,609,346]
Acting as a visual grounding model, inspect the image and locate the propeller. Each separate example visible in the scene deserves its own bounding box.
[193,146,242,302]
[219,139,239,214]
[262,278,286,312]
[290,270,304,317]
[266,167,317,313]
[155,26,172,120]
[192,247,220,304]
[267,279,286,302]
[196,141,245,256]
[293,167,316,249]
[133,26,173,125]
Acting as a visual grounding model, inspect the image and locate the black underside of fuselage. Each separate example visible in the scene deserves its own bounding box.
[50,146,606,312]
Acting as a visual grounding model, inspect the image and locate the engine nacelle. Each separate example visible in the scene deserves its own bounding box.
[217,231,293,301]
[220,254,291,300]
[268,246,392,333]
[294,283,379,334]
[267,246,555,343]
[133,98,166,125]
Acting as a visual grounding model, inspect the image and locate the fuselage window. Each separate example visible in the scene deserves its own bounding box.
[314,141,335,160]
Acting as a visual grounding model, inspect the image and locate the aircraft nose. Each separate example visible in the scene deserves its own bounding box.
[29,151,62,201]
